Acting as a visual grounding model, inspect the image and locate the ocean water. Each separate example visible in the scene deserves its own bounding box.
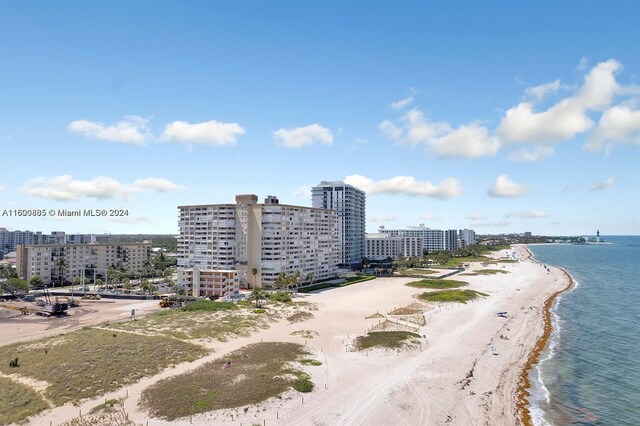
[528,236,640,426]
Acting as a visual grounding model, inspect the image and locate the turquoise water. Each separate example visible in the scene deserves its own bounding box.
[528,236,640,426]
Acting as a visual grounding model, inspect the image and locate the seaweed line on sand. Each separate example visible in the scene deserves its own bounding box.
[515,267,573,426]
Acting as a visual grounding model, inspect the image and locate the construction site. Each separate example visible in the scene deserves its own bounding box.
[0,287,162,346]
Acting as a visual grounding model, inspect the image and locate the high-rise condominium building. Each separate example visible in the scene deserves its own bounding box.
[379,225,476,253]
[365,233,422,260]
[311,181,366,269]
[177,195,339,291]
[15,242,152,285]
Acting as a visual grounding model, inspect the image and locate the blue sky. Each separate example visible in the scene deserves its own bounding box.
[1,1,639,236]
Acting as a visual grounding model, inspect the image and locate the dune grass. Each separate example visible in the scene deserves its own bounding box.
[287,311,314,323]
[406,279,468,289]
[418,289,488,304]
[460,269,510,276]
[0,376,49,425]
[139,342,315,421]
[354,331,421,351]
[0,328,207,406]
[290,330,319,339]
[400,268,439,275]
[389,303,424,315]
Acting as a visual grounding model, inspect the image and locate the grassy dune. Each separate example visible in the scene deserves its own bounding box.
[0,377,49,425]
[406,279,468,289]
[0,328,207,406]
[139,342,316,420]
[354,331,421,351]
[418,289,488,304]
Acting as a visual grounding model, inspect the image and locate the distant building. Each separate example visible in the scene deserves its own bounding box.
[379,225,476,253]
[15,242,152,285]
[312,181,366,269]
[365,233,422,260]
[177,194,339,290]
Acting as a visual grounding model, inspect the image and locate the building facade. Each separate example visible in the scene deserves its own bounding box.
[178,269,239,298]
[311,181,366,269]
[379,225,476,253]
[177,194,339,290]
[365,233,422,260]
[15,242,152,285]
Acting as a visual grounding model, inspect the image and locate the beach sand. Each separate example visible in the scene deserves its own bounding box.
[22,244,568,425]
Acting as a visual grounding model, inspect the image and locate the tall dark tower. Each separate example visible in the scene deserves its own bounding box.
[597,230,600,237]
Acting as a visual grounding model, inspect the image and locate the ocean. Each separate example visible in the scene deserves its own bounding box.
[528,236,640,426]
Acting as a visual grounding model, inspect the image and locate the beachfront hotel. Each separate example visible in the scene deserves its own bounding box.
[311,181,366,269]
[15,242,152,285]
[177,194,339,291]
[377,225,476,253]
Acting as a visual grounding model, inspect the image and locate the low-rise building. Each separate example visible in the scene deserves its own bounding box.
[16,242,152,285]
[179,269,239,298]
[365,233,422,260]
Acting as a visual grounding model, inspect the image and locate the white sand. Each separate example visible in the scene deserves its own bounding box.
[22,245,567,425]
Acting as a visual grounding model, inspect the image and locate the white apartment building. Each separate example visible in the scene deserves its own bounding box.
[16,242,152,285]
[379,225,476,253]
[311,181,366,269]
[365,233,422,260]
[177,195,339,290]
[179,269,239,298]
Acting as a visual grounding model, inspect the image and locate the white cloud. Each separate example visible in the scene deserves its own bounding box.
[429,123,499,158]
[488,175,530,198]
[345,174,463,199]
[379,108,498,158]
[160,120,245,147]
[21,175,181,201]
[131,178,182,192]
[498,60,622,144]
[590,177,615,191]
[273,124,333,148]
[466,212,486,221]
[389,96,414,110]
[369,215,397,223]
[292,185,312,198]
[107,216,151,224]
[577,56,588,72]
[420,212,440,221]
[525,79,562,101]
[585,104,640,151]
[507,146,554,163]
[68,116,150,145]
[506,210,549,218]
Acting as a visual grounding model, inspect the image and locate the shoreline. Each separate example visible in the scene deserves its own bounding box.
[516,248,574,426]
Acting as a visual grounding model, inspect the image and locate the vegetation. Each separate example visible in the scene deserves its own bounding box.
[90,398,120,414]
[62,400,134,426]
[398,268,439,275]
[28,276,45,289]
[389,303,424,315]
[252,308,266,314]
[0,264,17,279]
[417,289,488,304]
[1,277,29,294]
[354,331,421,351]
[298,275,376,293]
[139,342,314,420]
[0,328,207,406]
[406,279,468,289]
[460,269,510,276]
[290,330,319,339]
[287,311,314,323]
[181,300,237,312]
[300,358,322,366]
[251,288,268,308]
[0,376,49,425]
[269,291,292,303]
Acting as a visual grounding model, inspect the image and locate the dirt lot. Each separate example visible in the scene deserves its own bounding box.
[0,298,162,346]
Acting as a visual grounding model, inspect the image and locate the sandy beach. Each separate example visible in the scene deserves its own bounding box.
[18,244,568,425]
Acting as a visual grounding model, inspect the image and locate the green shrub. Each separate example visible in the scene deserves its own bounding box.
[181,300,237,312]
[418,289,487,304]
[269,291,292,303]
[406,279,468,289]
[252,309,266,314]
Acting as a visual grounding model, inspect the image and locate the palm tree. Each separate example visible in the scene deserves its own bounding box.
[29,276,44,290]
[56,258,68,288]
[305,272,314,286]
[291,270,302,292]
[107,266,120,288]
[251,288,267,308]
[274,272,287,290]
[250,267,258,290]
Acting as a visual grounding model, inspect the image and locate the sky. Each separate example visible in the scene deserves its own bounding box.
[1,1,639,236]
